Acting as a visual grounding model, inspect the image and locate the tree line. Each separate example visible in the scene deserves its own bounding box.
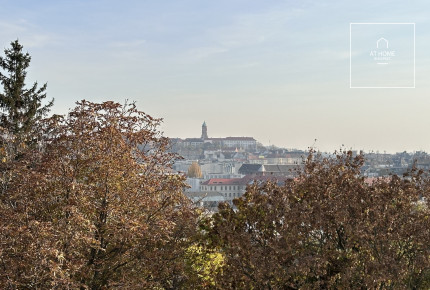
[1,40,430,289]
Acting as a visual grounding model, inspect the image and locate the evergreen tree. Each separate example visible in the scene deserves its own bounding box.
[0,40,53,138]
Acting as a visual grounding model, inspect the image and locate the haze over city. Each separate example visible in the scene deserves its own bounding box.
[1,0,430,152]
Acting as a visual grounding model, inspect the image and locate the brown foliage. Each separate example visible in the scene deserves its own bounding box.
[0,101,198,289]
[204,150,430,289]
[187,161,202,178]
[3,100,430,289]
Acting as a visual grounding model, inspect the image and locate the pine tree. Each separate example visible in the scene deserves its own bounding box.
[0,40,53,139]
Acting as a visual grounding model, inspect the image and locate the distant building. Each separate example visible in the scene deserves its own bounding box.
[200,175,292,202]
[237,164,261,175]
[185,178,202,192]
[176,122,257,150]
[185,191,225,211]
[183,138,204,147]
[222,137,256,150]
[205,173,243,179]
[200,178,247,201]
[200,162,241,177]
[238,164,301,176]
[201,121,208,140]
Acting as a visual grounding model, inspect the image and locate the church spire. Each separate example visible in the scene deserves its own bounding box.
[201,121,208,140]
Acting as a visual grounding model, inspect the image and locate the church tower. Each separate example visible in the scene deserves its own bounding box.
[201,121,208,140]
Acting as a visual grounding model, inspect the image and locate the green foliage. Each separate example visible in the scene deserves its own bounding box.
[0,40,53,138]
[184,244,224,288]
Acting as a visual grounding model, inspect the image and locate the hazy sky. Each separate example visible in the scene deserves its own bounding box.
[1,0,430,153]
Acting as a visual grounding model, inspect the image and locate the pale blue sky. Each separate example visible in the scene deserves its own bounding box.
[1,0,430,152]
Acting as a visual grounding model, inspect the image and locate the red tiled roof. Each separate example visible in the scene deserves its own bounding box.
[201,178,245,185]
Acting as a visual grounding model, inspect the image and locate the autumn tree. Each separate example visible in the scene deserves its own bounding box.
[203,150,430,289]
[0,101,200,289]
[188,161,202,178]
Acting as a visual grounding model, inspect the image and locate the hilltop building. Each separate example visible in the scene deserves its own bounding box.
[180,122,257,150]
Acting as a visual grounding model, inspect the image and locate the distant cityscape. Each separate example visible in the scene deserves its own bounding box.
[171,121,258,151]
[170,122,430,211]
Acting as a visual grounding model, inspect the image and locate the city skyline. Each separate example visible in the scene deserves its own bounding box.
[1,1,430,153]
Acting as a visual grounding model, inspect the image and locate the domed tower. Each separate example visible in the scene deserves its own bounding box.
[201,121,208,140]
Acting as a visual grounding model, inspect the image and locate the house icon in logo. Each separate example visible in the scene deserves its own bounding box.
[376,37,389,49]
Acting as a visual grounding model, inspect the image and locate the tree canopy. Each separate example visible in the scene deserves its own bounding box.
[0,101,199,289]
[202,150,430,289]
